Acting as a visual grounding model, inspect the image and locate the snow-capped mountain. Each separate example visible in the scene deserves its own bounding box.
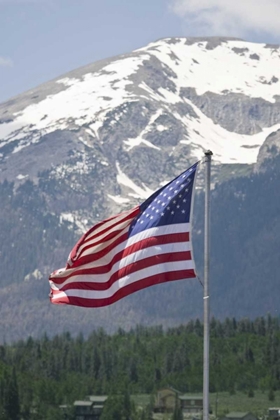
[1,37,280,342]
[2,37,280,183]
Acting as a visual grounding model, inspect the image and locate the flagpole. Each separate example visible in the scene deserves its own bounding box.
[203,150,212,420]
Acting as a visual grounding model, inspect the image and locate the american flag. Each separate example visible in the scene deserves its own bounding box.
[49,162,198,307]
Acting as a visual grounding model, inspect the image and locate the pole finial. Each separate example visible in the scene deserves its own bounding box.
[204,150,213,156]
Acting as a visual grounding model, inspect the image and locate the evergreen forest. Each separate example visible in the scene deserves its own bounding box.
[1,316,280,420]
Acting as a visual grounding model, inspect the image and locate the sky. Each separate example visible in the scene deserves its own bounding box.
[1,0,280,104]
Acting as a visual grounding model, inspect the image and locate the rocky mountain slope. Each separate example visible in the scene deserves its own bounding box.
[1,37,280,342]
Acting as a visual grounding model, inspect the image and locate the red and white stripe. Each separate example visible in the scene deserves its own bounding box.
[49,207,196,307]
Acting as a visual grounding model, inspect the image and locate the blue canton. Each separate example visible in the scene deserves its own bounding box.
[129,162,198,236]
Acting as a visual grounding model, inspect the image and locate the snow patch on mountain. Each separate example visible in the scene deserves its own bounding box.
[124,110,162,151]
[107,194,130,204]
[16,174,28,180]
[178,99,280,164]
[0,54,149,146]
[116,162,154,199]
[60,212,90,233]
[140,38,280,103]
[55,154,91,177]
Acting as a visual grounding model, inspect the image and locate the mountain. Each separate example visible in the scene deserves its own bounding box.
[1,37,280,343]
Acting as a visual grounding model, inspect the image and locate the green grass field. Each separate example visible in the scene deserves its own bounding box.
[210,390,280,418]
[132,391,280,419]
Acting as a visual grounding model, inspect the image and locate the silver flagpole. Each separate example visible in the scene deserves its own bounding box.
[203,150,212,420]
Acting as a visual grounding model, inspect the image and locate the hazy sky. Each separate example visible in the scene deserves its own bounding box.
[1,0,280,104]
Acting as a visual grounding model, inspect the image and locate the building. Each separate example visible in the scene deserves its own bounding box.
[179,395,203,413]
[221,412,258,420]
[74,401,94,420]
[154,387,181,412]
[74,396,107,420]
[154,387,204,414]
[268,408,280,420]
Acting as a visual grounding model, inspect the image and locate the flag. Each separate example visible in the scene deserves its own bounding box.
[49,162,198,307]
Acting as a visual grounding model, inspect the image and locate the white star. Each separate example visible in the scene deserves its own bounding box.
[179,194,182,198]
[173,200,176,204]
[183,199,186,203]
[156,209,159,213]
[150,216,154,219]
[163,193,167,197]
[171,211,175,215]
[161,212,165,216]
[182,210,186,213]
[161,203,165,206]
[177,205,180,209]
[146,214,149,218]
[168,196,172,200]
[167,206,170,210]
[140,220,144,224]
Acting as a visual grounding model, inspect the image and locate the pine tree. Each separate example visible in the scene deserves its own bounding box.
[268,388,275,401]
[248,389,254,398]
[3,368,20,420]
